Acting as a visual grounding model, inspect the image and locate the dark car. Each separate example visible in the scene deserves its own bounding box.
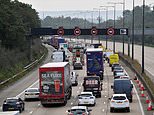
[73,62,83,70]
[3,97,25,113]
[113,66,124,76]
[111,63,121,71]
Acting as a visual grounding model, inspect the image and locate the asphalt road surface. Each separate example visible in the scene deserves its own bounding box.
[0,44,146,115]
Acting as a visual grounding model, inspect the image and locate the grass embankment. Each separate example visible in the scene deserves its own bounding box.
[0,45,48,90]
[121,54,154,95]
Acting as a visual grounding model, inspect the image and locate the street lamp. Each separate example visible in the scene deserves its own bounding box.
[142,0,145,73]
[108,1,125,54]
[132,0,135,60]
[100,6,114,49]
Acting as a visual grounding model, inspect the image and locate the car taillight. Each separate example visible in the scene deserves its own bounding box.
[111,100,115,102]
[124,100,129,102]
[82,113,86,115]
[90,97,94,99]
[79,97,82,99]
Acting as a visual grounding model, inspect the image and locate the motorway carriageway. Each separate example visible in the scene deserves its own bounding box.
[0,44,145,115]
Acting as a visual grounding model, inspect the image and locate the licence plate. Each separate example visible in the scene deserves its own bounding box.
[8,108,14,110]
[84,102,88,103]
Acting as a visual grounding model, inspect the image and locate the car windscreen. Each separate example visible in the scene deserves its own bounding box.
[113,96,126,100]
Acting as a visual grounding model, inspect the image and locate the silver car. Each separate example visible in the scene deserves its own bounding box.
[24,88,40,101]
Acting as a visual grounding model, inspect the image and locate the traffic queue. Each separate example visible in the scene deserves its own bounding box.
[1,36,134,114]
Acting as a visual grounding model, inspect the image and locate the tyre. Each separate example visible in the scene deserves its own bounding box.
[63,98,67,106]
[110,108,114,113]
[68,89,72,100]
[127,108,130,112]
[129,98,132,103]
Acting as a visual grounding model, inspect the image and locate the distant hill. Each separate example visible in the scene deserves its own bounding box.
[38,10,123,23]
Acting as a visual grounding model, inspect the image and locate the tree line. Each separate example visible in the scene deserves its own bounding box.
[0,0,42,82]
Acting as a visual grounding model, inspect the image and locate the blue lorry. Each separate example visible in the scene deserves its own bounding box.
[51,35,65,49]
[86,48,104,80]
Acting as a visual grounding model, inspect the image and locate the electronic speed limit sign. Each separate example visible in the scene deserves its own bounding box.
[74,27,81,36]
[91,27,98,36]
[107,28,115,36]
[57,27,64,36]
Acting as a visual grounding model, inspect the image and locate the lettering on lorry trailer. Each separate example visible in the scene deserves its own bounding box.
[40,71,63,95]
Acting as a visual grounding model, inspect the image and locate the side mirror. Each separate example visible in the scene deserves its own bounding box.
[111,85,113,89]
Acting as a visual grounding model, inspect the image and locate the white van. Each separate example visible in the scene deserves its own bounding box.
[70,72,78,86]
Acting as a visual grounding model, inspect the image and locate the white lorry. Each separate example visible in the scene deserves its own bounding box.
[52,51,64,62]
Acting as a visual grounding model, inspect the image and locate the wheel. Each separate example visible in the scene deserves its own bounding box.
[63,98,67,106]
[68,89,72,100]
[129,98,132,103]
[127,108,130,112]
[19,108,22,113]
[110,108,114,113]
[22,104,25,111]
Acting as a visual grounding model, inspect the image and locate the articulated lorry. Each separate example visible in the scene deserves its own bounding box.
[39,62,72,106]
[86,48,104,80]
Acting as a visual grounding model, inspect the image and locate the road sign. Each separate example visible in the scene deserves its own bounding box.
[91,27,98,36]
[120,29,127,35]
[107,28,115,36]
[57,27,64,36]
[74,27,81,36]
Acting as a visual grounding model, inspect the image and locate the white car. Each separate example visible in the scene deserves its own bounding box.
[24,88,40,101]
[70,71,78,86]
[78,92,96,106]
[110,94,130,112]
[67,106,92,115]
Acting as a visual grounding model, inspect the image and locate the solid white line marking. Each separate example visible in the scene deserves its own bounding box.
[105,96,107,98]
[77,91,79,93]
[79,87,81,89]
[38,104,41,107]
[102,109,105,112]
[125,72,145,115]
[104,102,106,104]
[71,102,73,105]
[16,80,39,97]
[80,83,82,86]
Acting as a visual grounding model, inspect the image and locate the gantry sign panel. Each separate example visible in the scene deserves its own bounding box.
[31,27,128,36]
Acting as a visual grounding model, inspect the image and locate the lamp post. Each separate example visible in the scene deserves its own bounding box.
[132,0,135,60]
[106,3,116,52]
[142,0,145,73]
[108,1,125,54]
[100,6,114,49]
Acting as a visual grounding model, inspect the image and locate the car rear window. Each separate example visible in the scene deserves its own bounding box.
[27,89,39,92]
[6,99,18,103]
[113,96,126,100]
[80,94,92,97]
[71,109,86,113]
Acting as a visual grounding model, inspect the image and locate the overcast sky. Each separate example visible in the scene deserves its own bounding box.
[18,0,154,11]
